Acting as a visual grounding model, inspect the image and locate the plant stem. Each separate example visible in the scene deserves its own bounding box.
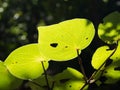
[80,40,119,90]
[77,49,88,82]
[41,61,50,90]
[88,42,118,83]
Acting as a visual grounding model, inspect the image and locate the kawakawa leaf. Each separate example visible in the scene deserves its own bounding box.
[28,67,88,90]
[0,61,22,90]
[98,11,120,44]
[102,41,120,84]
[53,67,88,90]
[91,46,114,70]
[4,44,49,80]
[38,18,95,61]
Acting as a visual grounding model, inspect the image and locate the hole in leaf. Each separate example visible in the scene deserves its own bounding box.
[86,37,88,40]
[69,85,72,88]
[65,46,68,48]
[50,43,58,48]
[114,67,120,71]
[105,59,113,67]
[60,78,70,83]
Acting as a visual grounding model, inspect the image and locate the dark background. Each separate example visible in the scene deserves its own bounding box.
[0,0,120,90]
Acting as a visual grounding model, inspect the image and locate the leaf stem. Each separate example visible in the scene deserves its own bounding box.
[41,61,51,90]
[88,41,118,83]
[80,40,119,90]
[77,49,88,82]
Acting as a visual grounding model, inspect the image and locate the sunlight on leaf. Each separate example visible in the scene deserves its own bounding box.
[0,61,22,90]
[91,46,114,69]
[98,11,120,44]
[4,44,49,80]
[28,67,88,90]
[103,41,120,84]
[53,67,88,90]
[38,18,95,61]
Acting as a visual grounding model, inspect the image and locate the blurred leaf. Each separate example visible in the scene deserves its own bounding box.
[4,44,49,80]
[0,61,22,90]
[98,11,120,44]
[38,18,95,61]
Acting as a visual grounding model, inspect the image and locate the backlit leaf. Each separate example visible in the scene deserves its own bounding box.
[4,44,49,80]
[38,18,95,61]
[98,11,120,44]
[102,41,120,84]
[91,46,114,69]
[0,61,22,90]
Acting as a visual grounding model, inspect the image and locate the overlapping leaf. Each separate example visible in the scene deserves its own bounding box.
[38,18,95,61]
[4,44,49,80]
[98,11,120,44]
[103,41,120,84]
[0,61,22,90]
[91,46,114,69]
[92,41,120,84]
[28,67,88,90]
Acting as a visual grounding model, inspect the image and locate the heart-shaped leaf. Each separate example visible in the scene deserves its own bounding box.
[4,44,49,80]
[38,18,95,61]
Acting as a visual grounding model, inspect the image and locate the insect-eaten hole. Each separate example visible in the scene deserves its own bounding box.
[86,37,88,40]
[114,67,120,71]
[50,43,58,48]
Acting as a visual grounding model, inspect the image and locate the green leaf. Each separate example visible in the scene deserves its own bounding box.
[38,18,95,61]
[91,46,114,69]
[98,11,120,44]
[53,67,88,90]
[4,44,49,80]
[102,41,120,84]
[28,67,88,90]
[0,61,22,90]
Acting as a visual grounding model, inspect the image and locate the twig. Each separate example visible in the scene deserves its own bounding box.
[41,61,50,90]
[77,49,88,82]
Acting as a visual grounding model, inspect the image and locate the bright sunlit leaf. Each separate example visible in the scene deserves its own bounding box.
[102,41,120,84]
[98,11,120,44]
[4,44,49,80]
[0,61,22,90]
[38,18,95,61]
[91,46,114,69]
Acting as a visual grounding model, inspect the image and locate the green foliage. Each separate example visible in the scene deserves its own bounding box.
[28,67,88,90]
[98,11,120,44]
[0,10,120,90]
[0,61,22,90]
[102,41,120,84]
[38,18,95,61]
[91,46,114,69]
[4,44,49,80]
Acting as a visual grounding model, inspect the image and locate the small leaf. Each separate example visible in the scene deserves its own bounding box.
[91,46,114,69]
[4,44,49,80]
[38,18,95,61]
[98,11,120,44]
[0,61,22,90]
